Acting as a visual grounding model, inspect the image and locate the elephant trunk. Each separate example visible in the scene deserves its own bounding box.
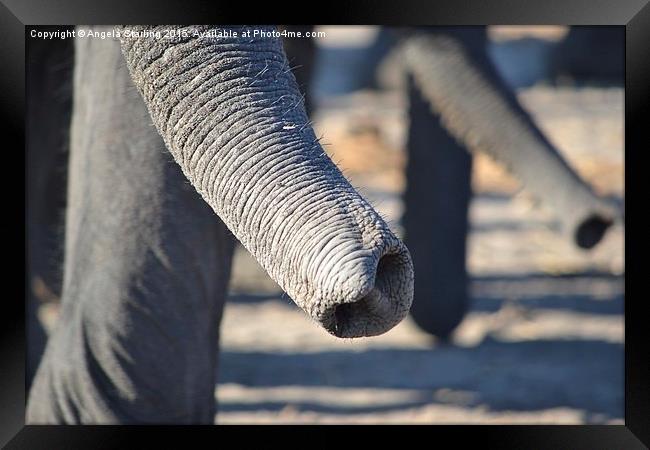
[118,26,413,338]
[402,32,617,249]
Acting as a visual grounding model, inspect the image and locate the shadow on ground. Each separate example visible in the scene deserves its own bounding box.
[220,268,623,421]
[218,335,623,418]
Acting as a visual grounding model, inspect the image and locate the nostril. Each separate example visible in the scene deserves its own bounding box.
[334,301,359,328]
[575,214,613,249]
[376,252,406,291]
[328,251,413,338]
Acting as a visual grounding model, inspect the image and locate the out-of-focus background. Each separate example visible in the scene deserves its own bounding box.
[216,26,624,424]
[36,25,624,424]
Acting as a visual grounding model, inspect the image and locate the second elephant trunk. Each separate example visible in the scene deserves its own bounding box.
[402,30,617,249]
[118,26,413,338]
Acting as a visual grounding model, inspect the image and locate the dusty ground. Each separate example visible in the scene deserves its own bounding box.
[33,37,624,424]
[216,84,624,424]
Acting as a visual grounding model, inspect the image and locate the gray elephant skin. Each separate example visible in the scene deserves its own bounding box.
[26,25,616,424]
[282,26,616,338]
[27,25,414,424]
[399,27,616,338]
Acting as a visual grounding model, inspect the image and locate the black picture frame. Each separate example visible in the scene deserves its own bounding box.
[2,0,647,447]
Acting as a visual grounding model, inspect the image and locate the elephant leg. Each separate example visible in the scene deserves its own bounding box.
[403,76,473,340]
[27,34,235,424]
[26,32,74,390]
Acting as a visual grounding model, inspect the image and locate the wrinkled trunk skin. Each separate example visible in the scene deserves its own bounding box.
[27,31,235,423]
[403,75,473,340]
[27,26,413,423]
[402,27,616,249]
[118,25,413,338]
[26,31,74,390]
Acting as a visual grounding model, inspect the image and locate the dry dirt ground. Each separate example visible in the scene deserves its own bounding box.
[33,52,624,425]
[216,85,624,424]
